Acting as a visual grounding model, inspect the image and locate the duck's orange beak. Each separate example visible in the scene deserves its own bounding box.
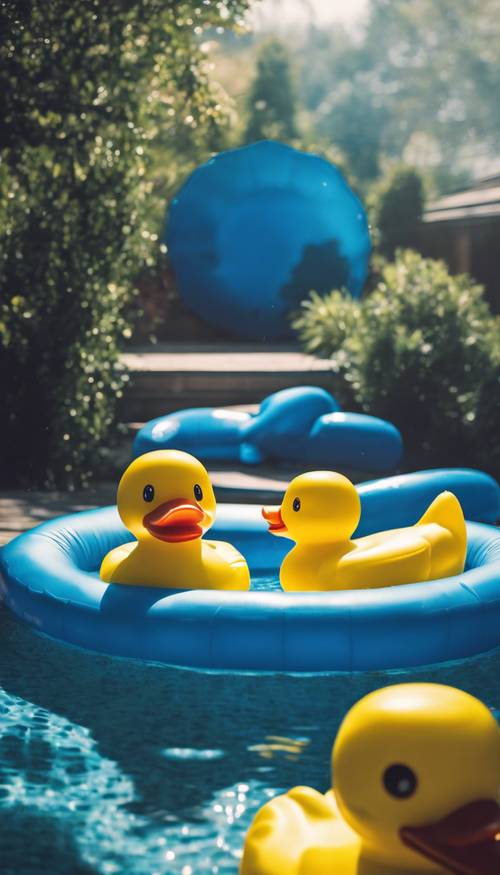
[262,505,287,535]
[143,498,205,543]
[401,798,500,874]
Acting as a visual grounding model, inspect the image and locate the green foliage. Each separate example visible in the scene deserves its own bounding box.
[370,166,425,258]
[298,0,500,186]
[293,251,500,475]
[244,39,298,143]
[364,0,500,164]
[0,0,249,488]
[292,290,360,360]
[314,81,388,182]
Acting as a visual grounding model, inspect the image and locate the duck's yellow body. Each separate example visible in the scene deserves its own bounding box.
[263,472,466,591]
[100,537,249,590]
[241,786,363,875]
[100,450,250,590]
[240,684,500,875]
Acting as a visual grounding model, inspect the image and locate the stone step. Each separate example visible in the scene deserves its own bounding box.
[120,342,336,422]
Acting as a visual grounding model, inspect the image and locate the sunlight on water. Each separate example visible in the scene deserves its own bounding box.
[1,605,500,874]
[161,748,226,762]
[0,687,281,874]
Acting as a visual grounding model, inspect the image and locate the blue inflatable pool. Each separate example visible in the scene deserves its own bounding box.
[133,386,403,473]
[2,470,500,672]
[165,141,371,340]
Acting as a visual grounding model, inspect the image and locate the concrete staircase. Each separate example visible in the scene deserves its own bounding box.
[120,342,336,422]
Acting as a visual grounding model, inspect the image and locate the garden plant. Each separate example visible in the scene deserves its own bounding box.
[293,250,500,478]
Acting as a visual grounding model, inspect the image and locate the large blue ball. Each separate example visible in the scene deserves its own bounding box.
[165,141,371,340]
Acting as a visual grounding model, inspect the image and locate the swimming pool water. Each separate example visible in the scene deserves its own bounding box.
[1,591,500,875]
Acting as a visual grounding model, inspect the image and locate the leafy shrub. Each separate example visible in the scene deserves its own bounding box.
[292,290,360,359]
[0,0,248,488]
[370,166,425,258]
[293,250,500,476]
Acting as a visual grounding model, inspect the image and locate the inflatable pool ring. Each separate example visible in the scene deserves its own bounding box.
[100,450,250,590]
[240,683,500,875]
[133,386,403,473]
[165,140,371,340]
[1,469,499,671]
[262,471,466,591]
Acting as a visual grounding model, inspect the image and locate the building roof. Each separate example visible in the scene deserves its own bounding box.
[424,180,500,224]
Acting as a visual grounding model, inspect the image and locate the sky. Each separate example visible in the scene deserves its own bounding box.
[251,0,369,28]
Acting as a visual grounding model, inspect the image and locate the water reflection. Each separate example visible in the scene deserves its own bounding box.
[1,605,499,874]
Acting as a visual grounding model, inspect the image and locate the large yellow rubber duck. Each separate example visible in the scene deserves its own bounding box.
[240,683,500,875]
[100,449,250,589]
[262,471,466,591]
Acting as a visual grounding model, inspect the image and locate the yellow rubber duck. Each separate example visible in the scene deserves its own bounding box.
[240,683,500,875]
[262,471,466,591]
[100,449,250,589]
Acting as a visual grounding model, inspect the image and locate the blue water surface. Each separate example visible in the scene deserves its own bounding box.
[1,584,500,875]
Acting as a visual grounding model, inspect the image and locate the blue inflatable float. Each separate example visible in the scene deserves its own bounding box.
[133,386,403,473]
[1,469,500,672]
[165,141,371,340]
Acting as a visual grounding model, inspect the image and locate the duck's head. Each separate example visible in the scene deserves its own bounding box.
[117,450,216,544]
[262,471,360,544]
[333,683,500,873]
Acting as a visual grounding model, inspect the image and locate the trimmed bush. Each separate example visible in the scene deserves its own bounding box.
[293,250,500,476]
[370,166,425,258]
[0,0,248,487]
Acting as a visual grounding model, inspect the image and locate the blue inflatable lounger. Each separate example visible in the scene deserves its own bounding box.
[133,386,403,474]
[165,140,371,341]
[1,469,500,673]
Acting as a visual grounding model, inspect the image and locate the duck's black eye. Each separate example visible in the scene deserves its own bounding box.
[293,497,301,512]
[194,484,203,501]
[143,484,155,503]
[383,764,417,799]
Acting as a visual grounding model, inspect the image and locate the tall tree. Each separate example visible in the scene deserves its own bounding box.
[314,79,388,181]
[300,0,500,184]
[244,39,298,143]
[364,0,500,165]
[371,166,425,258]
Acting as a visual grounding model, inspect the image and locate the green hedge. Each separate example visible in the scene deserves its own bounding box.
[0,0,249,488]
[293,250,500,476]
